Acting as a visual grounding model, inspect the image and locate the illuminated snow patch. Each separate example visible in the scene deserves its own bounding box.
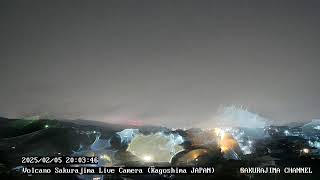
[90,134,111,151]
[314,126,320,130]
[127,132,184,162]
[116,129,139,144]
[215,105,269,128]
[308,140,320,149]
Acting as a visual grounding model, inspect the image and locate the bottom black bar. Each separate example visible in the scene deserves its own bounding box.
[20,166,215,175]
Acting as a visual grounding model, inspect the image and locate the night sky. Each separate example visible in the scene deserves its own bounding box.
[1,0,320,127]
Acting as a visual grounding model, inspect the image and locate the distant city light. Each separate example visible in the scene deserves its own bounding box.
[44,124,49,128]
[284,130,290,136]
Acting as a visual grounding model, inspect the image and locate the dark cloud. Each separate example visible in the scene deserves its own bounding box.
[1,0,320,127]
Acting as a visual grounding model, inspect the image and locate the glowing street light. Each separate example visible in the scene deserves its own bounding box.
[302,148,310,154]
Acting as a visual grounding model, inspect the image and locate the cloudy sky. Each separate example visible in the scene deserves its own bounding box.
[1,0,320,127]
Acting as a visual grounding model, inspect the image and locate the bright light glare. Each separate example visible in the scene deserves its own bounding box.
[213,128,225,140]
[302,148,310,153]
[142,155,153,162]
